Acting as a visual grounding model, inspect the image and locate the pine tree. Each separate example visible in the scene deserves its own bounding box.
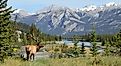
[36,29,41,42]
[58,35,62,41]
[22,33,27,45]
[73,40,80,57]
[90,23,99,65]
[90,25,98,57]
[114,30,121,55]
[104,39,111,56]
[0,0,14,62]
[29,23,39,44]
[80,43,85,56]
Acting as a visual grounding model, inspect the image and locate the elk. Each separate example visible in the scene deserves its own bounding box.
[25,43,44,61]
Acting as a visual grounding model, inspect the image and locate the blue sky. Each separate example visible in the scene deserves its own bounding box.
[8,0,121,13]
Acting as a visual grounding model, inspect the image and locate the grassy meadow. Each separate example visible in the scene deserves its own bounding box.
[0,56,121,66]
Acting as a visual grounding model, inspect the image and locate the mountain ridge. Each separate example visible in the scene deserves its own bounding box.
[11,2,121,35]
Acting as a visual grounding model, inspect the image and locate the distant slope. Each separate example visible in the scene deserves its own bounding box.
[13,22,30,33]
[11,3,121,35]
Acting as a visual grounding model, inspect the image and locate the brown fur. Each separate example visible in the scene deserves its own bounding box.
[25,44,44,61]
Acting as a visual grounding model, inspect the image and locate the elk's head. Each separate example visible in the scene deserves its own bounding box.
[36,42,44,52]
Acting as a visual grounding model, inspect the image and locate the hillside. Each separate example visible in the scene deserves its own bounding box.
[11,3,121,35]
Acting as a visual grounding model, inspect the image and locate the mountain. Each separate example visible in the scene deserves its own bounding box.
[11,3,121,35]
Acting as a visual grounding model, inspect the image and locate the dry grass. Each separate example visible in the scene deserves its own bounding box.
[0,56,121,66]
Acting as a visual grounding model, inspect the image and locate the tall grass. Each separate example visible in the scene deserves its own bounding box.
[0,56,121,66]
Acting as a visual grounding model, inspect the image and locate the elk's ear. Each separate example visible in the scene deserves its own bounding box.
[39,45,44,48]
[37,43,39,46]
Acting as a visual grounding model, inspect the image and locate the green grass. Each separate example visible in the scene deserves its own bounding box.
[0,56,121,66]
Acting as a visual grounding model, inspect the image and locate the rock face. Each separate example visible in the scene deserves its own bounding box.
[11,3,121,35]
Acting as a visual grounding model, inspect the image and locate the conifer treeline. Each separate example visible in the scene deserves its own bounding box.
[13,22,62,45]
[0,0,14,62]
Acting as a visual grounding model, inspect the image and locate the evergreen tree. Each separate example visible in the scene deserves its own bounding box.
[90,23,98,57]
[104,39,111,56]
[101,40,106,46]
[59,35,62,41]
[80,43,85,56]
[29,23,39,44]
[73,41,80,57]
[90,23,99,66]
[114,30,121,55]
[36,29,42,42]
[22,33,27,45]
[0,0,14,62]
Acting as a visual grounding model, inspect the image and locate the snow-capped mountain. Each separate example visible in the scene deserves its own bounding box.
[12,9,30,16]
[11,2,121,35]
[105,2,118,7]
[80,5,97,12]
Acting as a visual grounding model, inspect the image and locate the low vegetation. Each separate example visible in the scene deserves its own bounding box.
[0,56,121,66]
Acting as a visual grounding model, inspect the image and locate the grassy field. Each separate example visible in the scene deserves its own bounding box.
[0,56,121,66]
